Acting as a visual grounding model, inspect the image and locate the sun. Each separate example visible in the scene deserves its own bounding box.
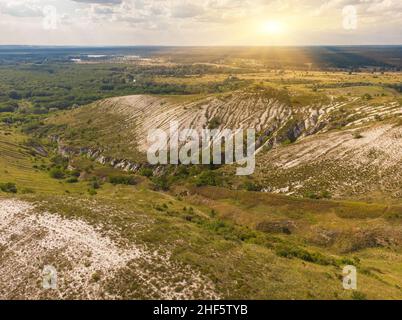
[261,20,285,35]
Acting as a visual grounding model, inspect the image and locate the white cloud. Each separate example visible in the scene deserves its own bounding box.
[0,0,43,17]
[171,3,205,18]
[71,0,122,4]
[0,0,401,45]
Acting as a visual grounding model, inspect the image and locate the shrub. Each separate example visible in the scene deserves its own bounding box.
[91,272,101,282]
[9,91,22,100]
[89,179,101,189]
[351,291,367,300]
[139,168,153,177]
[304,191,318,199]
[174,165,190,178]
[0,104,18,113]
[275,245,336,266]
[0,182,17,193]
[243,181,262,192]
[66,177,78,183]
[50,155,68,167]
[207,117,221,129]
[154,204,166,212]
[69,169,81,177]
[194,217,257,242]
[194,170,220,187]
[88,189,97,196]
[152,175,170,191]
[109,175,137,185]
[362,93,372,100]
[49,168,65,179]
[100,85,114,91]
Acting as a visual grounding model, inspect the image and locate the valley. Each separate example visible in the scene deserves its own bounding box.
[0,47,402,300]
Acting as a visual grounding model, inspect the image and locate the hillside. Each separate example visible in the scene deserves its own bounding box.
[2,139,402,299]
[41,77,402,200]
[1,69,402,300]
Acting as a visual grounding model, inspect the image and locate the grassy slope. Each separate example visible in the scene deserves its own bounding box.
[1,121,402,299]
[1,70,402,299]
[0,127,87,194]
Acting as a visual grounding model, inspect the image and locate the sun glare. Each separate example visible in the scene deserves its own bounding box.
[261,20,285,35]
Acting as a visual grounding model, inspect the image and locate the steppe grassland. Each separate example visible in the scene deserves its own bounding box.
[0,65,402,299]
[1,127,402,299]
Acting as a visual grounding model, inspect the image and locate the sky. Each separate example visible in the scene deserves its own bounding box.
[0,0,401,46]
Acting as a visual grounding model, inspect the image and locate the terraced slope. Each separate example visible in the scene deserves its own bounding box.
[49,91,292,154]
[105,93,292,151]
[44,87,401,200]
[255,121,402,200]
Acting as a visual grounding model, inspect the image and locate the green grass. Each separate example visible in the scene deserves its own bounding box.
[19,182,402,299]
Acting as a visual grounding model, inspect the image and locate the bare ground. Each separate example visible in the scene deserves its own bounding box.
[0,198,218,300]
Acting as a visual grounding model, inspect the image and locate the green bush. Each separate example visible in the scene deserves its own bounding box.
[243,181,262,192]
[0,104,18,113]
[207,117,221,129]
[69,169,81,177]
[194,216,258,242]
[0,182,17,193]
[152,175,170,191]
[139,168,153,177]
[9,91,22,100]
[194,170,220,187]
[275,245,336,266]
[351,291,367,300]
[66,177,78,183]
[50,155,68,168]
[362,93,373,100]
[88,189,97,196]
[320,190,332,199]
[49,168,65,179]
[89,179,101,189]
[109,175,137,185]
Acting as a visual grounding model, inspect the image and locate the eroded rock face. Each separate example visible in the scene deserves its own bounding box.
[50,92,402,199]
[98,93,391,154]
[56,144,147,174]
[255,123,402,198]
[89,93,350,156]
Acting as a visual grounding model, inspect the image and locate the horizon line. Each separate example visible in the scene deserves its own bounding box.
[1,44,402,48]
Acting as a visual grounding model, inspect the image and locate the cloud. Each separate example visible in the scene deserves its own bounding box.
[0,0,401,45]
[71,0,122,4]
[0,1,43,18]
[367,0,394,12]
[92,5,115,14]
[171,3,205,18]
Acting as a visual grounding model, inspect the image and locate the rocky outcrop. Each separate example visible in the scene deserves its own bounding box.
[56,143,155,174]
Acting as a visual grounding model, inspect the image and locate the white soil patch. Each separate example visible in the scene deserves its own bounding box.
[0,199,218,300]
